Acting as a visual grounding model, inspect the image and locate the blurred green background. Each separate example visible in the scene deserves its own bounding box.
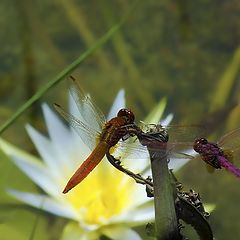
[1,0,240,239]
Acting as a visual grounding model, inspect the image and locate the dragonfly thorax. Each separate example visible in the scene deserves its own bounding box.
[193,138,223,169]
[100,115,134,147]
[193,138,221,155]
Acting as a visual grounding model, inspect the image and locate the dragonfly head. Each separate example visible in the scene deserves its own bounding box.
[193,138,208,153]
[117,108,135,124]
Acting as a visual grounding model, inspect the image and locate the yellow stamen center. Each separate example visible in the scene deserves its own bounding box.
[65,159,134,225]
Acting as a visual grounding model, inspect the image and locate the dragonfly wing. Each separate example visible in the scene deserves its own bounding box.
[110,137,154,174]
[218,127,240,150]
[117,138,179,174]
[54,104,100,150]
[113,137,194,160]
[138,123,204,152]
[165,124,206,143]
[169,151,195,159]
[69,77,106,133]
[111,137,194,174]
[108,123,201,173]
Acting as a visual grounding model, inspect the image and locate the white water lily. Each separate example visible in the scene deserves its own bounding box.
[0,89,176,240]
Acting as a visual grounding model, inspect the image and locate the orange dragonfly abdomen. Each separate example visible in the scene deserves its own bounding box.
[63,141,109,193]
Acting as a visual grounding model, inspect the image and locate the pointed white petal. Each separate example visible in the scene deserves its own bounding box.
[169,149,196,171]
[103,227,142,240]
[0,138,61,194]
[111,194,153,224]
[11,155,61,196]
[26,124,62,178]
[133,185,151,205]
[61,222,99,240]
[107,89,125,120]
[42,104,82,172]
[204,203,216,213]
[8,189,78,220]
[0,138,40,163]
[160,113,174,126]
[105,183,153,225]
[108,199,154,227]
[144,98,167,124]
[168,158,190,172]
[120,149,150,173]
[42,103,70,146]
[126,206,154,224]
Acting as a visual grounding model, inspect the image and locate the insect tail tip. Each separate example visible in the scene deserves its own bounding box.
[62,187,69,194]
[62,182,74,194]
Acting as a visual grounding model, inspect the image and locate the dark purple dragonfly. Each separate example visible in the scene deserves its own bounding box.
[192,128,240,178]
[137,124,240,178]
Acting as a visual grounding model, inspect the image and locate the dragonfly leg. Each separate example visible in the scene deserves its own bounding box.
[106,152,153,187]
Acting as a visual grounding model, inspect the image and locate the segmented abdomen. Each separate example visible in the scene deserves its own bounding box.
[218,156,240,177]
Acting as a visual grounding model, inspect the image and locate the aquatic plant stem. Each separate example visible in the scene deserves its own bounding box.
[149,148,179,240]
[0,1,138,134]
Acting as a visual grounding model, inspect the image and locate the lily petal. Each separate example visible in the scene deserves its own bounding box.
[204,203,216,213]
[43,104,84,169]
[144,98,167,124]
[125,206,154,225]
[0,138,40,164]
[110,204,154,227]
[42,104,71,150]
[10,154,61,196]
[107,89,125,120]
[169,149,196,171]
[26,123,88,178]
[103,226,142,240]
[120,149,150,174]
[7,189,78,220]
[61,222,99,240]
[26,124,63,178]
[160,113,174,126]
[0,138,62,196]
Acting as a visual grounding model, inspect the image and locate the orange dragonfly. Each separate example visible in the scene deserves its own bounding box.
[54,78,137,193]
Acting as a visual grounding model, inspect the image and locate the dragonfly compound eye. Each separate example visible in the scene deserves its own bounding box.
[117,108,135,123]
[193,138,208,152]
[198,138,208,144]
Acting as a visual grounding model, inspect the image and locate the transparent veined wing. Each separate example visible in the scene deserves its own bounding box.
[164,124,205,143]
[112,123,203,159]
[110,124,200,174]
[54,104,100,151]
[218,128,240,150]
[69,76,106,133]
